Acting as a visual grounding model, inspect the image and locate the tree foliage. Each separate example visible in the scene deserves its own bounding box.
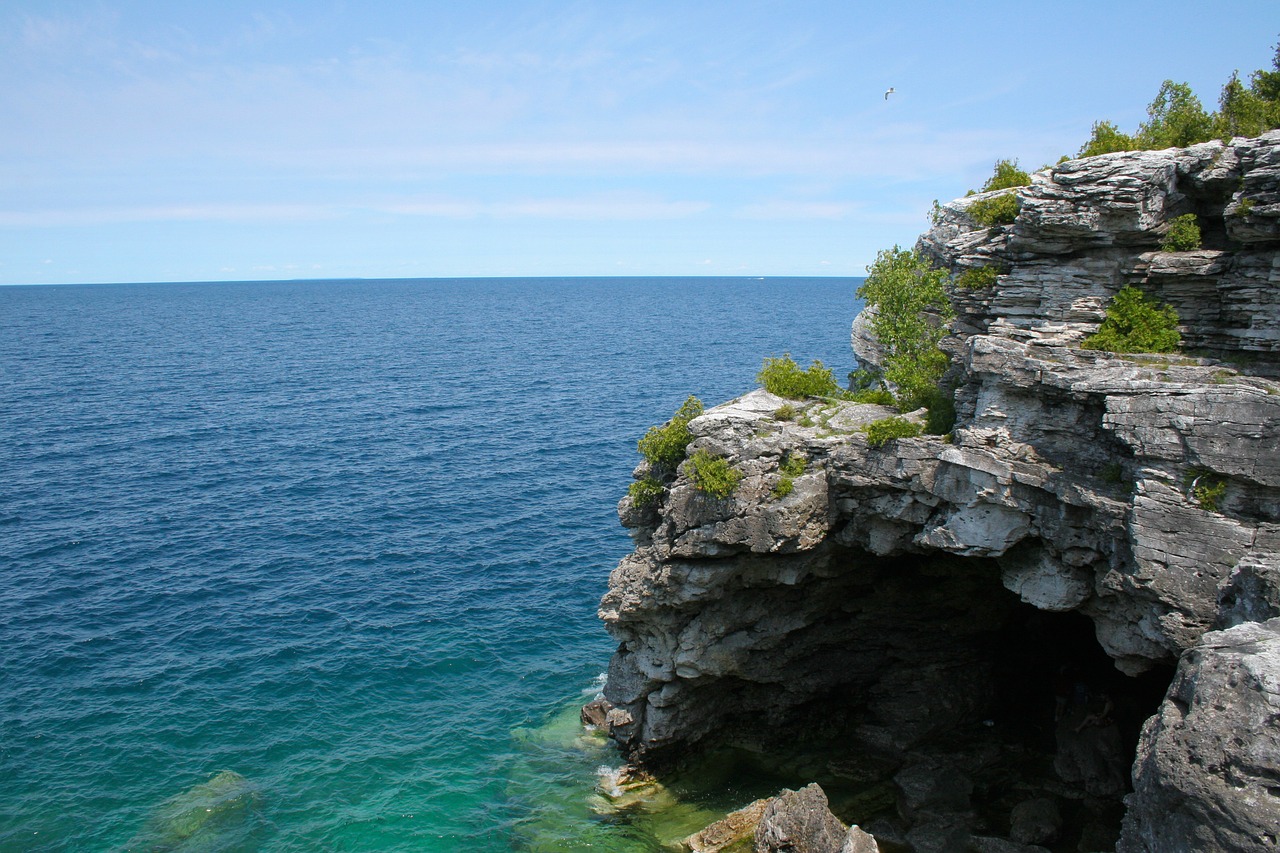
[1078,121,1139,157]
[1138,80,1214,148]
[980,159,1031,192]
[1077,38,1280,155]
[1081,287,1182,354]
[857,247,954,411]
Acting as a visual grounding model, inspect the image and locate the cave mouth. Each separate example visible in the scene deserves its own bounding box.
[628,553,1179,851]
[991,603,1175,765]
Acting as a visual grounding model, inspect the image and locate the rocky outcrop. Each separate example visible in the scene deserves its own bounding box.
[683,784,880,853]
[598,132,1280,849]
[1119,618,1280,853]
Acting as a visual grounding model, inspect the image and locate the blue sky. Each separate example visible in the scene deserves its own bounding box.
[2,1,1276,284]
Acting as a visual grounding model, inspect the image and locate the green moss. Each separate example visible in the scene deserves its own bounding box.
[687,450,741,499]
[865,416,923,448]
[1081,287,1181,354]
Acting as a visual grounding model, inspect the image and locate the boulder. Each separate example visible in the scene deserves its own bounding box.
[1119,618,1280,852]
[754,784,850,853]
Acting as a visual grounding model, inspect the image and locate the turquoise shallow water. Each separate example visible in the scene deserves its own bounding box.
[0,277,862,852]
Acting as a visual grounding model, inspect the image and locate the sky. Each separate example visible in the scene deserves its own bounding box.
[1,1,1277,285]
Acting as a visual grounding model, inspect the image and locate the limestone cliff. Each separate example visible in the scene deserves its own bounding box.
[598,131,1280,852]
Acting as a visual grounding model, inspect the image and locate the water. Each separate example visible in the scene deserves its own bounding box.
[0,277,863,852]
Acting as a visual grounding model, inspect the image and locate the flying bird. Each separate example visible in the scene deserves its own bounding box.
[884,87,895,100]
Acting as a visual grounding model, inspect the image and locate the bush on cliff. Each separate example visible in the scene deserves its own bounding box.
[968,193,1020,227]
[771,453,807,499]
[757,354,839,399]
[857,247,954,411]
[1079,120,1140,157]
[687,449,741,499]
[1161,214,1202,252]
[637,395,704,474]
[628,477,665,508]
[955,265,1001,289]
[980,159,1031,192]
[1081,286,1182,354]
[865,416,923,447]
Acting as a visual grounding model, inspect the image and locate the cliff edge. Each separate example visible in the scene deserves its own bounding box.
[598,131,1280,852]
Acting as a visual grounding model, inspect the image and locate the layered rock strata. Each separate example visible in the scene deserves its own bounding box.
[599,132,1280,849]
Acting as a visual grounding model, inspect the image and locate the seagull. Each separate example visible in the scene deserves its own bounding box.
[884,87,895,100]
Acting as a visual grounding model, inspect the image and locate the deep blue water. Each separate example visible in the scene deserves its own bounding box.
[0,277,862,852]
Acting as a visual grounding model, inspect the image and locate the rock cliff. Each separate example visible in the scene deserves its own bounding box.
[598,131,1280,851]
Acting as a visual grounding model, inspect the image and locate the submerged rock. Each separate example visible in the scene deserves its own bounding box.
[128,770,262,852]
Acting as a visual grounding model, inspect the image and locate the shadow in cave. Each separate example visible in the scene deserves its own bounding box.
[990,604,1173,767]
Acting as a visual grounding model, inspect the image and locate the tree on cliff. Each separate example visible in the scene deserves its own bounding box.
[1078,37,1280,156]
[856,247,953,412]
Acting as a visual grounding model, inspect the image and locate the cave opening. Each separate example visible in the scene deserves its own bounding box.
[990,603,1174,763]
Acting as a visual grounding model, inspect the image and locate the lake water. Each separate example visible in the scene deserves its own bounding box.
[0,277,862,852]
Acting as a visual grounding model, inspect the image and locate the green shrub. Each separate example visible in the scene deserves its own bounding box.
[1081,287,1181,353]
[1100,462,1125,484]
[757,354,839,399]
[955,266,1001,289]
[687,449,741,499]
[851,388,895,405]
[1236,196,1255,216]
[779,453,807,478]
[981,159,1031,192]
[922,386,957,435]
[857,247,954,412]
[773,403,798,421]
[771,453,807,499]
[1078,120,1139,157]
[637,395,704,473]
[628,477,665,508]
[865,416,923,448]
[1161,214,1201,251]
[1186,469,1227,512]
[968,192,1020,226]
